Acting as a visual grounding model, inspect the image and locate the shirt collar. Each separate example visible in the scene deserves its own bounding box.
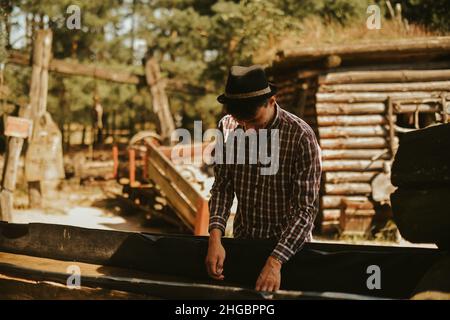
[266,102,281,129]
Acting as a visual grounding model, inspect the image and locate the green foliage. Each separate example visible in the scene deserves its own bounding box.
[277,0,371,25]
[1,0,448,139]
[401,0,450,32]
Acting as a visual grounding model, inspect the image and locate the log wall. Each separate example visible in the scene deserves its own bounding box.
[271,63,450,234]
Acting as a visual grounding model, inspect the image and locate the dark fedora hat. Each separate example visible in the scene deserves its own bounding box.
[217,65,277,104]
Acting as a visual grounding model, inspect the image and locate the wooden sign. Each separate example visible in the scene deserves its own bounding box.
[4,116,33,138]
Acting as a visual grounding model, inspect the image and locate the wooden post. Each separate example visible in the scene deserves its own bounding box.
[441,94,449,123]
[27,29,52,208]
[129,148,136,186]
[144,55,175,144]
[386,97,396,160]
[0,105,33,221]
[112,145,119,179]
[142,149,148,181]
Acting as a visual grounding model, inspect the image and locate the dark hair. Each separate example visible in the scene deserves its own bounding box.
[224,98,269,121]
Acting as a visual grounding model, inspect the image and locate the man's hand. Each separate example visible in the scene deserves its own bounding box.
[255,256,282,292]
[205,229,226,280]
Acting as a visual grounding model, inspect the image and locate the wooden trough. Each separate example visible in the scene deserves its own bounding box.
[0,222,448,300]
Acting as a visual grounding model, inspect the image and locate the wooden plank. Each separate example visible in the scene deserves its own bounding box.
[322,149,389,160]
[319,69,450,84]
[320,81,450,92]
[325,183,372,195]
[324,171,378,183]
[322,160,385,171]
[147,143,203,206]
[317,115,391,126]
[278,37,450,61]
[322,195,371,209]
[317,92,443,103]
[319,125,387,138]
[393,103,445,113]
[316,101,447,115]
[316,103,386,115]
[320,137,390,149]
[148,160,196,228]
[0,274,152,299]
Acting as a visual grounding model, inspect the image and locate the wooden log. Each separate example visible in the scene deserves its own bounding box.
[341,199,375,210]
[316,103,386,115]
[391,123,450,187]
[0,274,152,299]
[322,149,390,160]
[7,50,206,94]
[322,195,372,209]
[316,92,443,103]
[393,103,446,114]
[319,69,450,85]
[317,115,391,126]
[316,102,447,115]
[26,30,53,209]
[278,37,450,61]
[324,171,378,183]
[270,61,450,78]
[322,160,385,171]
[320,137,390,149]
[320,81,450,93]
[325,183,372,195]
[391,187,450,247]
[50,58,141,85]
[145,56,176,143]
[319,125,387,138]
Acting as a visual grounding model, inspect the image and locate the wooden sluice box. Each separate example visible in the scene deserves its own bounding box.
[0,222,448,299]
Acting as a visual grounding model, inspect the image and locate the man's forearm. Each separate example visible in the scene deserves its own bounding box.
[209,228,223,243]
[271,206,316,264]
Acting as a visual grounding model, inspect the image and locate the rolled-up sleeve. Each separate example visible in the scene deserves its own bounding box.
[271,131,322,263]
[208,119,235,235]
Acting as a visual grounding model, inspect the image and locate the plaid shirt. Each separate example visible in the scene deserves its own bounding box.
[208,103,322,264]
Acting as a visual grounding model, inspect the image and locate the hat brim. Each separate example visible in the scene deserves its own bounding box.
[217,83,278,104]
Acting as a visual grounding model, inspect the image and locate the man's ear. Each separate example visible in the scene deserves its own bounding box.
[269,96,276,107]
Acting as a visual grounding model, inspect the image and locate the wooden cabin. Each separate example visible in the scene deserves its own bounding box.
[267,37,450,236]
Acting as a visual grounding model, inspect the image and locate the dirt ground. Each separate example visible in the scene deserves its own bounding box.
[11,179,180,234]
[10,178,436,249]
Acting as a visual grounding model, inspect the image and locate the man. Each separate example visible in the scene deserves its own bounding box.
[205,65,322,292]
